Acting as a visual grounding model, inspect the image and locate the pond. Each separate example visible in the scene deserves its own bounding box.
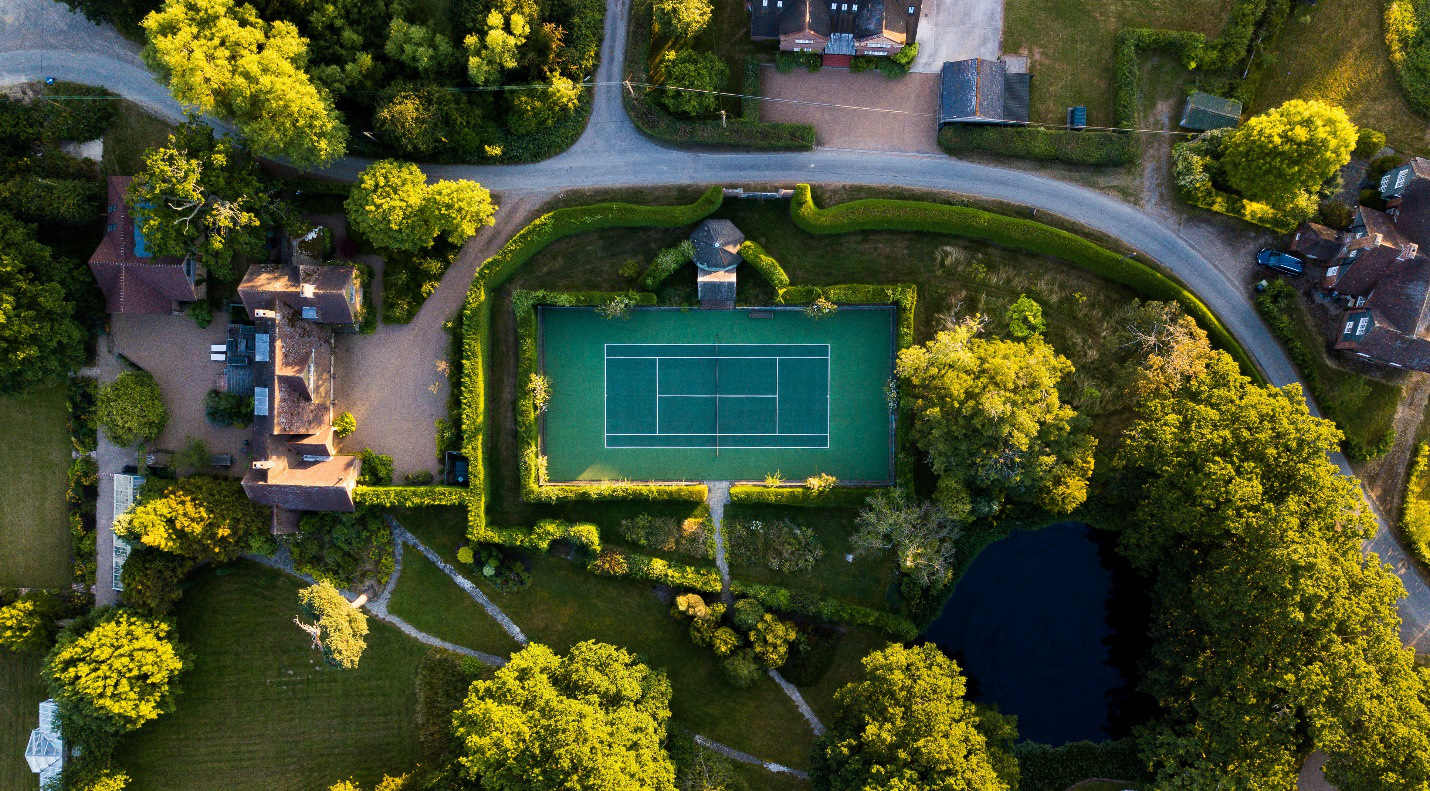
[923,522,1153,745]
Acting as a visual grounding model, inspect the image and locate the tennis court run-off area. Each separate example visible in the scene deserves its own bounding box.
[540,307,894,482]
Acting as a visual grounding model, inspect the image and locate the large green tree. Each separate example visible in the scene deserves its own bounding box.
[657,50,726,115]
[452,640,677,791]
[96,371,169,448]
[142,0,348,166]
[811,643,1011,791]
[652,0,712,38]
[852,489,962,588]
[113,476,269,561]
[1116,338,1430,791]
[464,10,530,85]
[128,119,270,281]
[0,213,86,393]
[345,160,496,252]
[1220,99,1357,204]
[43,609,188,734]
[296,581,368,669]
[896,316,1094,517]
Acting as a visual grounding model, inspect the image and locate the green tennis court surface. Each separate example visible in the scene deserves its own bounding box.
[540,307,893,482]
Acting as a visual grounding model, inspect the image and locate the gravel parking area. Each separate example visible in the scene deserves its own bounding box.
[760,67,940,153]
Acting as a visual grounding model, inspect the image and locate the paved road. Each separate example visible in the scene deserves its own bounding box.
[4,0,1429,654]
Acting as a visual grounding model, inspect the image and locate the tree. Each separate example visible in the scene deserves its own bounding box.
[113,476,269,561]
[296,581,369,669]
[811,644,1010,791]
[97,371,168,448]
[852,489,962,588]
[1004,294,1044,338]
[748,613,796,667]
[0,213,86,393]
[652,0,712,38]
[385,19,459,80]
[127,119,269,281]
[0,594,65,652]
[334,411,356,438]
[452,641,677,791]
[896,316,1094,516]
[464,10,530,85]
[508,72,582,133]
[374,88,454,158]
[668,729,737,791]
[119,547,195,615]
[1220,99,1357,204]
[1115,336,1430,790]
[345,160,497,253]
[141,0,348,166]
[657,50,727,115]
[43,609,187,734]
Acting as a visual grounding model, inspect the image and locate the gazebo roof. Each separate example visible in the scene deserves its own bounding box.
[691,219,745,273]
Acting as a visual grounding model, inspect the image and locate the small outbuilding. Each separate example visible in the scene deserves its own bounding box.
[690,219,745,308]
[1179,91,1242,131]
[25,699,64,787]
[938,58,1031,127]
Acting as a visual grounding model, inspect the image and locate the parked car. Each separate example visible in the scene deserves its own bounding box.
[1256,248,1304,276]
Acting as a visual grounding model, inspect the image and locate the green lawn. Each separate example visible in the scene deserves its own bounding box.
[1249,0,1430,157]
[0,650,47,791]
[102,101,176,176]
[387,551,522,657]
[121,563,426,791]
[0,381,72,588]
[1002,0,1232,126]
[392,507,820,770]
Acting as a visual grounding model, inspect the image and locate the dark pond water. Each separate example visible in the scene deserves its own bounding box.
[923,522,1153,745]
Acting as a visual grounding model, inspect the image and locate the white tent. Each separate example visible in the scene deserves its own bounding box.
[25,699,63,786]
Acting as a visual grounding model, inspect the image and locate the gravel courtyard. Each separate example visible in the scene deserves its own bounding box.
[760,68,941,154]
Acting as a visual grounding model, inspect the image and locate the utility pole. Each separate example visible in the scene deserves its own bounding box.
[720,110,727,128]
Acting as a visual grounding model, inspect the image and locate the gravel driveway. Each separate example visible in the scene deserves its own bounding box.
[909,0,1004,73]
[761,67,940,153]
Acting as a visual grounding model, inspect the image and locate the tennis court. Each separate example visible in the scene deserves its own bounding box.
[540,307,894,482]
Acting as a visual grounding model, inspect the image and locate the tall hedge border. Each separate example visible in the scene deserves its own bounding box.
[462,187,725,541]
[513,289,707,503]
[353,486,470,507]
[1386,0,1430,118]
[788,184,1262,380]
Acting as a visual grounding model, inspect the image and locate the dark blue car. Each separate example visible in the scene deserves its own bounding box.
[1256,248,1304,276]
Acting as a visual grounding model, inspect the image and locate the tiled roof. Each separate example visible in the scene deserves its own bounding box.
[88,176,198,314]
[1292,223,1344,261]
[238,260,359,326]
[242,454,360,513]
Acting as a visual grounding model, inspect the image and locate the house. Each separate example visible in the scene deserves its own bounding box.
[937,58,1031,126]
[88,177,202,315]
[691,219,743,308]
[1179,91,1242,132]
[749,0,919,64]
[25,699,63,788]
[1323,159,1430,370]
[241,300,361,534]
[1291,222,1345,261]
[237,227,362,330]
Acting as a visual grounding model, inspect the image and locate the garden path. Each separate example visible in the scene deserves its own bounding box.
[80,338,129,607]
[386,517,530,646]
[693,734,809,780]
[706,481,733,606]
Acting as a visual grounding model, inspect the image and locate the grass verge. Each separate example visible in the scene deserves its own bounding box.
[121,563,425,791]
[0,650,46,791]
[0,381,72,588]
[101,101,177,176]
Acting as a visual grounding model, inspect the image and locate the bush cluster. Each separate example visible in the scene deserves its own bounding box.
[1402,443,1430,567]
[724,517,825,573]
[617,510,716,559]
[636,240,696,290]
[358,449,395,486]
[938,125,1135,166]
[203,390,253,428]
[736,240,791,289]
[289,508,396,589]
[670,593,799,685]
[1013,738,1152,791]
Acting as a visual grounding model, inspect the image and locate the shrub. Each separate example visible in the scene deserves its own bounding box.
[118,548,195,615]
[351,486,469,507]
[203,389,253,428]
[1354,127,1388,157]
[617,510,715,559]
[591,548,629,575]
[688,604,729,649]
[731,598,765,632]
[1319,201,1354,230]
[721,648,764,687]
[527,374,552,414]
[672,592,712,619]
[97,371,168,447]
[725,517,824,573]
[358,449,394,485]
[334,411,356,438]
[775,51,821,72]
[657,50,727,115]
[805,473,837,493]
[290,508,395,589]
[457,546,475,564]
[728,484,872,507]
[596,291,639,319]
[404,471,434,485]
[1370,154,1407,180]
[804,296,838,319]
[1005,294,1045,338]
[749,613,797,667]
[638,240,695,290]
[187,301,212,328]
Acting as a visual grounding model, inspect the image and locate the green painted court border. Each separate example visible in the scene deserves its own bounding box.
[533,304,899,484]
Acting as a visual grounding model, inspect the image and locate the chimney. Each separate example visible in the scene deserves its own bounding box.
[301,284,316,299]
[1401,243,1420,261]
[1373,233,1384,246]
[255,308,277,319]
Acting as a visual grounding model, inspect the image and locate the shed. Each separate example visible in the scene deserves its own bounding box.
[1179,91,1242,131]
[938,59,1031,126]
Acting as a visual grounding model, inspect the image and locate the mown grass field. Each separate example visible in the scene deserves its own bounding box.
[0,650,47,791]
[0,381,72,589]
[1249,0,1430,157]
[1002,0,1233,126]
[122,563,426,791]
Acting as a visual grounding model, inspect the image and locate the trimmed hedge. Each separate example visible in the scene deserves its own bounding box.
[1401,443,1430,569]
[788,184,1263,380]
[737,240,791,290]
[353,486,470,507]
[1014,738,1152,791]
[776,283,917,349]
[938,125,1135,167]
[488,519,601,554]
[1386,0,1430,118]
[1113,29,1205,130]
[462,189,724,541]
[730,579,918,639]
[728,485,874,508]
[624,0,815,150]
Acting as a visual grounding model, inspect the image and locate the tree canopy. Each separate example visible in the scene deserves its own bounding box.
[853,488,963,588]
[128,119,271,281]
[1115,334,1430,790]
[653,0,712,38]
[657,50,726,116]
[113,476,270,561]
[452,640,677,791]
[811,643,1011,791]
[0,594,65,653]
[895,316,1094,517]
[142,0,348,166]
[1220,99,1357,204]
[345,160,497,252]
[0,213,87,394]
[96,371,169,448]
[43,609,188,734]
[296,581,369,669]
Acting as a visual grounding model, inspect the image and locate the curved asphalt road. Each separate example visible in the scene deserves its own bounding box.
[4,0,1430,651]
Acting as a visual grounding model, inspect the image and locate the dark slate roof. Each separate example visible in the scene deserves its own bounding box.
[779,0,830,35]
[1292,223,1345,261]
[750,0,780,38]
[940,59,1026,125]
[1391,166,1430,244]
[1368,265,1430,336]
[1380,158,1430,199]
[1340,321,1430,372]
[698,269,737,303]
[691,219,745,273]
[1179,91,1242,131]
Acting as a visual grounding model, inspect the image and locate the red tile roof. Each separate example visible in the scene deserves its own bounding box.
[88,177,198,314]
